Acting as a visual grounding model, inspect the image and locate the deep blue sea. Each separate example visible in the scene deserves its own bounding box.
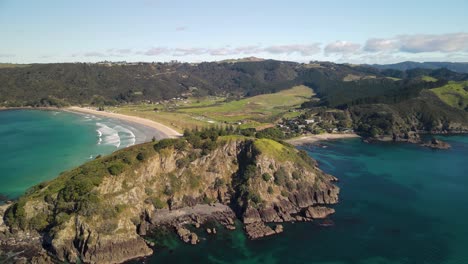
[135,136,468,264]
[1,110,467,264]
[0,110,161,199]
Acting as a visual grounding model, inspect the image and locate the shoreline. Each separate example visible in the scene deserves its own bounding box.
[1,106,182,139]
[286,133,360,146]
[65,106,182,139]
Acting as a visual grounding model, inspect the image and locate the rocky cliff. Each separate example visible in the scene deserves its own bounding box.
[0,135,339,263]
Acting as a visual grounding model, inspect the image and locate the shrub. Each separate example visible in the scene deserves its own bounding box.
[243,165,257,180]
[201,140,217,155]
[145,187,154,196]
[292,171,301,180]
[240,128,256,137]
[248,192,262,204]
[267,186,274,194]
[256,127,285,140]
[286,181,296,191]
[214,177,225,188]
[262,173,272,182]
[108,162,126,176]
[154,138,180,151]
[274,167,288,186]
[29,212,50,231]
[136,152,146,161]
[151,197,166,209]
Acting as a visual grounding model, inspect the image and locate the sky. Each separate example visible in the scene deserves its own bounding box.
[1,0,468,64]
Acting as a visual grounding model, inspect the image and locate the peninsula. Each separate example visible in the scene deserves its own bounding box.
[0,128,339,263]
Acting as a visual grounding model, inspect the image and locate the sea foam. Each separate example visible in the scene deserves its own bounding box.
[96,122,121,147]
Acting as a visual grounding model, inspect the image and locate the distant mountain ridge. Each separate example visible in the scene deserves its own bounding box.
[370,61,468,73]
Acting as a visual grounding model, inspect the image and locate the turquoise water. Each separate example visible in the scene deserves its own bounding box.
[0,110,161,199]
[133,136,468,264]
[2,111,467,263]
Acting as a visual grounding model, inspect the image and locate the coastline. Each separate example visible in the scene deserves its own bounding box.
[66,106,182,139]
[1,105,182,139]
[286,133,360,146]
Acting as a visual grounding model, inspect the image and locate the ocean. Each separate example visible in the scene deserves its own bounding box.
[135,136,468,264]
[0,109,162,199]
[1,110,467,264]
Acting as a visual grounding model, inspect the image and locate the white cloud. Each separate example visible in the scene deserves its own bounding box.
[83,52,107,57]
[364,38,399,52]
[116,48,132,54]
[399,33,468,53]
[263,44,321,56]
[363,33,468,53]
[173,48,206,56]
[324,41,361,55]
[143,47,169,56]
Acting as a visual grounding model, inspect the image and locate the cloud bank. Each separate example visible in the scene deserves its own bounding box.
[68,32,468,63]
[364,33,468,53]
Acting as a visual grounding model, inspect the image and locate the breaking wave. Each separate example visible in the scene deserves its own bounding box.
[95,122,137,148]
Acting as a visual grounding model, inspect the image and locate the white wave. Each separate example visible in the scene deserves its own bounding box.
[96,122,121,147]
[113,125,136,147]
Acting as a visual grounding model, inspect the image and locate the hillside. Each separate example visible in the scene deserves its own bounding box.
[0,132,339,263]
[370,61,468,73]
[0,61,300,106]
[1,59,467,140]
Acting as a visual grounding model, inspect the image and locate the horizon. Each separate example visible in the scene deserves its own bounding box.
[2,57,468,65]
[1,0,468,64]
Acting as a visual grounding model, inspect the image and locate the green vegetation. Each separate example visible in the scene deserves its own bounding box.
[262,173,272,182]
[421,75,438,82]
[0,60,300,107]
[109,85,314,132]
[5,142,156,230]
[431,81,468,110]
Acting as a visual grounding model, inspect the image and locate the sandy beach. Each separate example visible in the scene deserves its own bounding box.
[286,133,360,146]
[66,106,182,138]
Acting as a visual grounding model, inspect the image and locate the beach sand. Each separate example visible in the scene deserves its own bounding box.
[286,133,360,146]
[67,106,182,139]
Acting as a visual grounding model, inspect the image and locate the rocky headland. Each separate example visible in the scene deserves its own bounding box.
[0,134,339,263]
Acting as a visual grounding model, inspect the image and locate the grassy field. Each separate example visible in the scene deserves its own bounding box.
[421,76,438,82]
[431,81,468,110]
[110,85,314,132]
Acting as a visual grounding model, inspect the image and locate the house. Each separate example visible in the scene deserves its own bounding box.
[305,119,315,124]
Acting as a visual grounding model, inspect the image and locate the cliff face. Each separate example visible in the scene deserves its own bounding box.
[1,136,339,263]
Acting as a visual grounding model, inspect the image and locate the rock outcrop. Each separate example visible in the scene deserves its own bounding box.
[421,138,451,149]
[1,136,339,263]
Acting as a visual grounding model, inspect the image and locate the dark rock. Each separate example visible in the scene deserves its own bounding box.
[421,138,451,149]
[274,224,283,233]
[243,207,262,224]
[244,222,276,239]
[304,206,335,219]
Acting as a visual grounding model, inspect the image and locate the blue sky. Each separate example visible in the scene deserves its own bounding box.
[1,0,468,63]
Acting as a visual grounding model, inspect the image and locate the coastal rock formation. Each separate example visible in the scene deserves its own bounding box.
[421,138,451,149]
[1,136,339,263]
[304,206,335,219]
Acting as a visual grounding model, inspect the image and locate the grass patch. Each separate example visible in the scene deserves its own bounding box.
[431,81,468,110]
[421,75,438,82]
[109,85,315,131]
